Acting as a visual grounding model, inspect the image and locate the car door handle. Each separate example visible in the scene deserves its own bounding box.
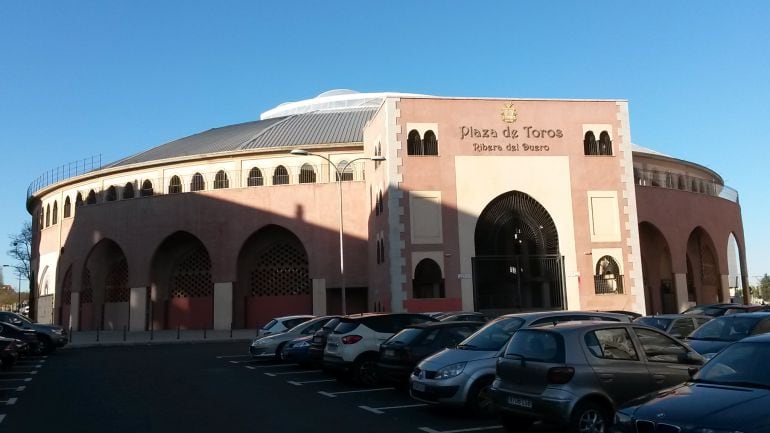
[598,373,614,382]
[653,374,666,383]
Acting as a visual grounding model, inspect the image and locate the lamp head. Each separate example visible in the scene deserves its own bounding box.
[370,156,386,162]
[290,149,309,156]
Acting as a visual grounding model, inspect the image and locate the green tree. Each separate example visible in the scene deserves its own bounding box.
[759,274,770,302]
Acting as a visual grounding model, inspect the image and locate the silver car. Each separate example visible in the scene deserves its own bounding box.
[250,316,336,359]
[409,311,630,415]
[491,321,704,433]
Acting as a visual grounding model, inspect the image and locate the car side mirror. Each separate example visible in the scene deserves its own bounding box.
[687,366,700,378]
[679,351,704,365]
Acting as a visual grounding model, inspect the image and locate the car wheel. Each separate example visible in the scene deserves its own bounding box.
[275,343,287,361]
[501,413,533,432]
[36,337,52,355]
[0,359,13,371]
[569,401,611,433]
[353,356,379,387]
[466,377,495,416]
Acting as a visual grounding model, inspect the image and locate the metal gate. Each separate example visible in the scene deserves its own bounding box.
[471,255,566,314]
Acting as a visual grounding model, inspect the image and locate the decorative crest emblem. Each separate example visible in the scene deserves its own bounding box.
[501,103,518,124]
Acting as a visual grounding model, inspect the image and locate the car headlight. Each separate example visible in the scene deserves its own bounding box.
[52,329,64,335]
[693,429,745,433]
[295,341,310,348]
[435,362,467,380]
[252,338,272,346]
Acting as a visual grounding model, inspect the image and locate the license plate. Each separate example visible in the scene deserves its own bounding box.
[412,382,426,392]
[507,396,532,409]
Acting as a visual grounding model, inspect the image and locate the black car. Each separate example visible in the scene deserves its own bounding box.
[685,312,770,358]
[377,321,484,386]
[308,317,341,364]
[614,332,770,433]
[633,314,711,339]
[0,311,67,354]
[682,303,770,317]
[0,322,40,354]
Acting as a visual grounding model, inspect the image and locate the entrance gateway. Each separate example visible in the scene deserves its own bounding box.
[471,191,566,316]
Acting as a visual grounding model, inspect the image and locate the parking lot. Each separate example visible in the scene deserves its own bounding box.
[0,342,561,433]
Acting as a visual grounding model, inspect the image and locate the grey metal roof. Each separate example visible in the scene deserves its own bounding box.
[107,108,376,168]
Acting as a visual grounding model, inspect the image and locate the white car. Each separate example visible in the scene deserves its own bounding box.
[323,313,436,385]
[257,315,314,338]
[250,316,338,359]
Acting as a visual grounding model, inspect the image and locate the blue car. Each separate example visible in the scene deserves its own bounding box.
[685,312,770,358]
[281,335,314,366]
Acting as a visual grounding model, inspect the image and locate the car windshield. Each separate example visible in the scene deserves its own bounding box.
[261,319,277,330]
[386,327,425,345]
[505,330,565,363]
[321,318,340,331]
[695,342,770,388]
[634,317,673,331]
[456,317,525,351]
[688,316,757,341]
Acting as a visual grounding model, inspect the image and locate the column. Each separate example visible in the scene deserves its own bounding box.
[213,282,233,330]
[69,292,80,331]
[673,273,690,313]
[312,278,326,316]
[129,287,147,332]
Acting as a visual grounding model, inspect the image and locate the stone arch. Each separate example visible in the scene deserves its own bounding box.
[234,225,311,328]
[686,227,722,304]
[149,231,213,330]
[407,129,421,155]
[639,221,676,314]
[726,232,744,302]
[413,258,444,298]
[472,190,563,312]
[81,238,130,330]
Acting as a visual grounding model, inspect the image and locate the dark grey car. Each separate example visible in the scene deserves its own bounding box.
[633,314,711,339]
[491,321,704,433]
[0,311,67,354]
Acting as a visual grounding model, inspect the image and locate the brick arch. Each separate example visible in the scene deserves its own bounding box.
[686,226,722,304]
[81,238,130,330]
[639,221,675,314]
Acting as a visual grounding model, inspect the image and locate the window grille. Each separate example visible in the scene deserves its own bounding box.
[81,267,93,303]
[584,131,598,155]
[413,258,445,298]
[190,173,205,191]
[598,131,613,155]
[214,170,229,189]
[61,267,72,305]
[594,255,624,294]
[273,166,289,185]
[336,161,354,181]
[123,183,135,199]
[140,180,154,197]
[247,167,264,186]
[168,176,182,194]
[249,243,310,297]
[105,257,129,303]
[170,245,213,298]
[423,130,439,155]
[407,130,422,155]
[299,164,316,184]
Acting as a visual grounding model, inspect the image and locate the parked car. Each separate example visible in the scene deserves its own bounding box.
[0,311,68,354]
[257,315,314,337]
[682,303,769,317]
[308,317,342,365]
[250,316,338,359]
[280,335,314,366]
[409,311,630,415]
[633,314,711,339]
[614,332,770,433]
[0,322,40,354]
[0,337,21,369]
[324,313,437,385]
[685,312,770,358]
[491,321,704,433]
[377,321,484,387]
[602,310,642,321]
[438,312,489,322]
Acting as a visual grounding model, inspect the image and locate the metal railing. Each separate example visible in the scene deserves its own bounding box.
[27,155,103,199]
[594,274,624,294]
[633,167,739,203]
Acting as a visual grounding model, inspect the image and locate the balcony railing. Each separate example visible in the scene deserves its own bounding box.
[27,155,103,199]
[594,274,624,294]
[633,168,739,203]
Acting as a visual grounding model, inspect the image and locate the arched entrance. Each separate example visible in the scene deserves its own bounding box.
[81,239,130,330]
[686,228,722,304]
[639,222,675,314]
[150,232,213,330]
[235,225,311,329]
[472,191,564,313]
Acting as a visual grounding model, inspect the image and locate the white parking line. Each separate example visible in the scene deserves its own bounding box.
[0,414,5,424]
[0,398,17,406]
[264,370,321,377]
[0,378,31,382]
[0,371,36,376]
[242,363,298,369]
[287,379,336,386]
[15,359,45,364]
[418,425,502,433]
[216,355,252,359]
[12,365,43,369]
[318,387,395,398]
[0,387,24,392]
[359,403,428,414]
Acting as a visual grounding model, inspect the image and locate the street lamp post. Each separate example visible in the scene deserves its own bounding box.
[290,149,385,315]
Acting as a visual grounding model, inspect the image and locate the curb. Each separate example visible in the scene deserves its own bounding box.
[63,338,253,349]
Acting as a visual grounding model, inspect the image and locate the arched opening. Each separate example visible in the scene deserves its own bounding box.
[80,239,130,331]
[299,164,317,184]
[140,180,154,197]
[472,191,563,313]
[52,201,58,224]
[190,173,205,192]
[123,182,135,199]
[686,227,722,304]
[584,131,597,155]
[407,129,421,155]
[234,225,311,328]
[639,222,675,314]
[727,233,744,303]
[594,255,623,294]
[598,131,612,155]
[413,259,444,298]
[150,232,213,330]
[86,190,97,204]
[214,170,229,189]
[106,186,117,202]
[45,204,50,227]
[336,161,354,181]
[63,196,71,218]
[168,175,182,194]
[423,130,439,155]
[273,166,289,185]
[76,192,84,207]
[247,167,264,186]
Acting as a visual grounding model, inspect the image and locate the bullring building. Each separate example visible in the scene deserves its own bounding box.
[27,90,749,330]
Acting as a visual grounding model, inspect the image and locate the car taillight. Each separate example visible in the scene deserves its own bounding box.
[547,367,575,384]
[341,335,363,344]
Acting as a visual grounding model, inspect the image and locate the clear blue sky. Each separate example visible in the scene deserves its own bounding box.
[1,1,768,289]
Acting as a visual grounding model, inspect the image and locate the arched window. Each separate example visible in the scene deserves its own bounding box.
[584,131,598,155]
[123,183,135,199]
[76,192,84,207]
[63,196,71,218]
[273,166,289,185]
[38,208,43,230]
[86,190,97,204]
[140,180,154,197]
[413,258,444,298]
[299,164,316,184]
[651,170,662,187]
[691,179,698,192]
[423,130,439,155]
[379,239,385,264]
[594,255,623,294]
[699,181,705,194]
[336,161,354,181]
[247,167,263,186]
[45,204,50,227]
[407,130,422,156]
[168,175,182,194]
[106,186,117,202]
[214,170,229,189]
[52,201,58,224]
[678,176,686,190]
[598,131,613,155]
[190,173,205,191]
